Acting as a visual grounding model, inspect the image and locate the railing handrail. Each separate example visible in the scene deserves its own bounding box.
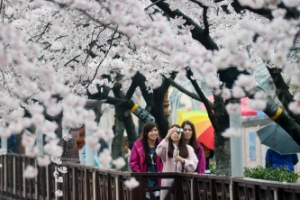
[1,153,300,200]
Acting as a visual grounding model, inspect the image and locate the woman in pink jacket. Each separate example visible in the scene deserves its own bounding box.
[129,122,163,199]
[181,120,206,174]
[156,124,198,200]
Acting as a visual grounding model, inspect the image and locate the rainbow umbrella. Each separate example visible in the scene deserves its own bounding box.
[179,110,214,150]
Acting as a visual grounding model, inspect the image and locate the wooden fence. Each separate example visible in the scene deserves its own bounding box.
[0,153,299,200]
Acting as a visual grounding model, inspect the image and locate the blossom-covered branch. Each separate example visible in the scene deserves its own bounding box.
[162,75,202,102]
[150,0,219,50]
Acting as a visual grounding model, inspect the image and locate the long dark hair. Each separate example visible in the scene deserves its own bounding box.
[181,120,199,155]
[141,122,160,165]
[167,124,188,158]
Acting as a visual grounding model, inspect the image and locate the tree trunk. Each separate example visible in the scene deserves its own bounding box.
[122,109,138,149]
[153,88,170,138]
[112,87,138,149]
[111,109,125,160]
[215,139,231,176]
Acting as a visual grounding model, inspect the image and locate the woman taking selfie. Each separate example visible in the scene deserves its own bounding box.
[181,120,206,174]
[130,122,163,199]
[156,124,198,200]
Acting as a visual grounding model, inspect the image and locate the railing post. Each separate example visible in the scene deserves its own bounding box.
[22,157,26,198]
[55,166,58,200]
[72,166,76,199]
[84,168,87,200]
[46,164,50,200]
[274,190,278,200]
[115,175,119,200]
[13,155,16,196]
[92,172,96,200]
[3,155,6,195]
[131,174,144,200]
[230,181,233,200]
[190,178,194,200]
[35,160,38,199]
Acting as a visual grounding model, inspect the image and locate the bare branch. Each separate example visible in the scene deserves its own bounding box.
[29,23,51,42]
[64,55,81,67]
[150,0,218,50]
[162,75,203,102]
[144,0,165,11]
[292,29,300,49]
[0,0,3,14]
[83,25,108,66]
[189,0,206,8]
[86,26,118,89]
[186,68,217,128]
[203,6,209,35]
[231,0,273,19]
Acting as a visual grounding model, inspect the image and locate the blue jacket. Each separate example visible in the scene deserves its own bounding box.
[79,145,101,167]
[265,149,298,172]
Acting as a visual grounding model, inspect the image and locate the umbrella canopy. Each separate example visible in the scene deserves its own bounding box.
[257,122,300,155]
[178,110,214,150]
[201,96,258,117]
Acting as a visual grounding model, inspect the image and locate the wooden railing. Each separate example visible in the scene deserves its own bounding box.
[0,153,300,200]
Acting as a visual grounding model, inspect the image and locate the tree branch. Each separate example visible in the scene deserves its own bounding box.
[266,67,300,124]
[29,23,51,42]
[251,87,300,145]
[125,72,145,100]
[144,0,165,11]
[0,0,3,14]
[86,26,118,89]
[83,26,108,66]
[190,0,206,8]
[64,55,80,67]
[162,75,203,102]
[186,68,217,128]
[150,0,218,50]
[202,6,209,35]
[189,0,209,35]
[160,72,176,94]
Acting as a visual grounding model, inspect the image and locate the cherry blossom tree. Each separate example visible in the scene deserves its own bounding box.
[0,0,300,191]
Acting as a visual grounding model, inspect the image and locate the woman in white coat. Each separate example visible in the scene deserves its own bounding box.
[156,124,198,200]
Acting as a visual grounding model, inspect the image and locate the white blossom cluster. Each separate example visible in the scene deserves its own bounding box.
[0,0,299,192]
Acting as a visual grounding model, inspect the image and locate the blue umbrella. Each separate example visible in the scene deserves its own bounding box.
[257,122,300,155]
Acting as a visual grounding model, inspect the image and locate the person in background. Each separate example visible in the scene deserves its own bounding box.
[74,126,101,167]
[61,126,82,162]
[181,120,206,174]
[265,148,298,172]
[124,137,131,171]
[7,134,18,153]
[156,124,198,200]
[98,139,109,154]
[130,122,163,200]
[202,144,214,174]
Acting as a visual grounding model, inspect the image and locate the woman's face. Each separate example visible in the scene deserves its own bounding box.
[183,124,193,140]
[147,127,159,141]
[170,131,181,143]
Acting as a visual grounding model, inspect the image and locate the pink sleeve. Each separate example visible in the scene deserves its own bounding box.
[184,145,199,173]
[129,144,141,172]
[197,145,206,174]
[156,139,169,162]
